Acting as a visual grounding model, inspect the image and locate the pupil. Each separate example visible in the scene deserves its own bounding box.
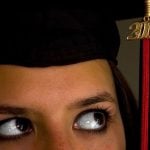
[16,118,31,132]
[94,112,105,125]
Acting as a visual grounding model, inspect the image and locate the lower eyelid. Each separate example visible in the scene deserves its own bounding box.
[0,130,33,142]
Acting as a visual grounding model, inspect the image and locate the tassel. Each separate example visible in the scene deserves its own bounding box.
[127,0,150,149]
[141,38,150,150]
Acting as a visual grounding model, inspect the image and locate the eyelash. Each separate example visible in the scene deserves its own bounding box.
[73,106,113,134]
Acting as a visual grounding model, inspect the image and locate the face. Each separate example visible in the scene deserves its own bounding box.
[0,59,125,150]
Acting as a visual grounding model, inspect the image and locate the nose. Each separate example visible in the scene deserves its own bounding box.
[47,134,74,150]
[35,129,76,150]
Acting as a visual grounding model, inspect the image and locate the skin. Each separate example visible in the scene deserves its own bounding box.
[0,59,125,150]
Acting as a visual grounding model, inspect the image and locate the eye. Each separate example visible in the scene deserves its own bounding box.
[73,109,108,131]
[0,117,33,139]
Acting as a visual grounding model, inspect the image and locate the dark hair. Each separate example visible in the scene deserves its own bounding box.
[109,61,139,150]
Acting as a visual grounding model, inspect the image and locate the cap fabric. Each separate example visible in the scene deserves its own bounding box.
[0,9,120,67]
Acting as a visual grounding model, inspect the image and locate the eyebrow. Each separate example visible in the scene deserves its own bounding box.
[0,106,31,115]
[0,92,115,115]
[68,92,116,109]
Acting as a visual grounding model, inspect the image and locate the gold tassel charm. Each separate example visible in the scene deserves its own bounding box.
[127,0,150,40]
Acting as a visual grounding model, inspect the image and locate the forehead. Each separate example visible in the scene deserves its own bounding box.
[0,60,116,107]
[0,59,113,84]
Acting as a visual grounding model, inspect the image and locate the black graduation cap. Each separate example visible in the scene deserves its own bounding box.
[112,0,144,20]
[0,1,145,67]
[0,8,119,67]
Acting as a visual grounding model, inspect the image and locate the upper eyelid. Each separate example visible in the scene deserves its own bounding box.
[0,117,17,125]
[76,104,117,120]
